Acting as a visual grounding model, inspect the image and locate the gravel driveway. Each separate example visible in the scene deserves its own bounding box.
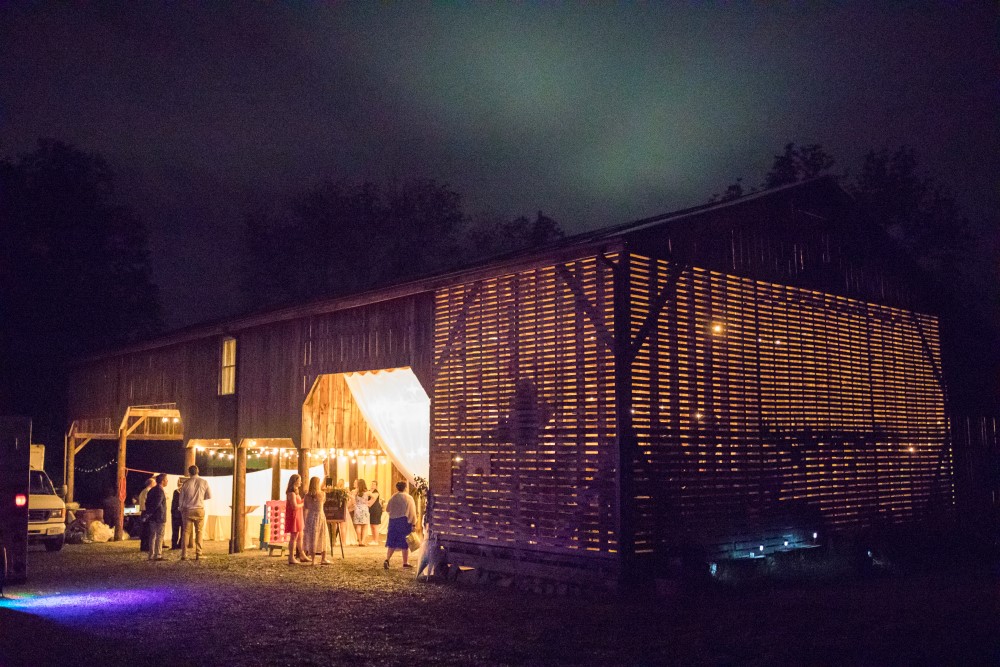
[1,539,998,666]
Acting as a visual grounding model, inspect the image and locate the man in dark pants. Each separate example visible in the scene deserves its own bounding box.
[138,478,155,552]
[170,477,185,550]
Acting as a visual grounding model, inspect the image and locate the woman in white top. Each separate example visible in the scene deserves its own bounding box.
[351,479,372,546]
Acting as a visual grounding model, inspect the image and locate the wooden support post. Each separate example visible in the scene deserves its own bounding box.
[66,435,76,504]
[297,447,308,487]
[115,427,127,541]
[613,250,640,589]
[184,445,196,472]
[232,445,246,554]
[271,453,280,500]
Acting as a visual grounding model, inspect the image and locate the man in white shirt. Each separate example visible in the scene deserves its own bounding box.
[178,464,211,561]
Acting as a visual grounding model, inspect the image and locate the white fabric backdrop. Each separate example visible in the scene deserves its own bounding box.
[160,464,325,546]
[344,368,429,483]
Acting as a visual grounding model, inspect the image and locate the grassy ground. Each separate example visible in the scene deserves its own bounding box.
[1,539,998,666]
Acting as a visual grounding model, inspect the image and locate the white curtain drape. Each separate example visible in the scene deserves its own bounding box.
[344,367,429,483]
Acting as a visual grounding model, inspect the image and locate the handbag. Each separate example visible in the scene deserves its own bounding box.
[405,531,422,551]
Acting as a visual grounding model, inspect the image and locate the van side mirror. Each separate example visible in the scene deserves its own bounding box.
[58,484,68,499]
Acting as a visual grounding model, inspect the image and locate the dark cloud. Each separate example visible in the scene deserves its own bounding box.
[2,3,996,326]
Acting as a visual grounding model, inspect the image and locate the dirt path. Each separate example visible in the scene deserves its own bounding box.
[1,541,998,666]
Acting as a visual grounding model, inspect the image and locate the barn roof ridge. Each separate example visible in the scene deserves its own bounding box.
[82,176,847,362]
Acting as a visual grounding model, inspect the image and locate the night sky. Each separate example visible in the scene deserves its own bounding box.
[2,3,996,328]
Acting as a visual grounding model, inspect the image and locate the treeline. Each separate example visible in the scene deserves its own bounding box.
[242,178,563,309]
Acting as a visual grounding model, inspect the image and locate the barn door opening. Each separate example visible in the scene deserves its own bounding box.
[302,368,429,542]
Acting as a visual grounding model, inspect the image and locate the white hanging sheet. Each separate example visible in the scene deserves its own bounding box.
[343,368,429,483]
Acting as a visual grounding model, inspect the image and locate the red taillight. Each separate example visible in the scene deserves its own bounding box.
[14,494,27,507]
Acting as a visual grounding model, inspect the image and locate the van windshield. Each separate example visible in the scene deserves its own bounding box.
[30,470,56,495]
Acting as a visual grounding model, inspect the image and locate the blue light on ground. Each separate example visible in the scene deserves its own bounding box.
[0,589,168,618]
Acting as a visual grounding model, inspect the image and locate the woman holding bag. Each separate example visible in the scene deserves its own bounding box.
[383,481,417,570]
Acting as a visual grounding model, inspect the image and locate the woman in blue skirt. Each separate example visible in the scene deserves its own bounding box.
[383,481,417,569]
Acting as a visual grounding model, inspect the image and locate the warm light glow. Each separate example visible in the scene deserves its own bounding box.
[343,368,430,483]
[711,322,724,334]
[454,456,463,463]
[15,493,27,507]
[694,411,703,421]
[161,417,169,423]
[172,417,180,424]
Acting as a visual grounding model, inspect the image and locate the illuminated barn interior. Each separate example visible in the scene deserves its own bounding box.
[64,178,950,585]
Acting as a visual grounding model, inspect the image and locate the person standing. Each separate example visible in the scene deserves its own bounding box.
[302,476,330,565]
[178,464,211,561]
[384,481,417,569]
[145,474,168,561]
[285,474,306,564]
[367,480,383,546]
[170,478,185,550]
[337,478,356,545]
[138,477,155,552]
[351,479,371,546]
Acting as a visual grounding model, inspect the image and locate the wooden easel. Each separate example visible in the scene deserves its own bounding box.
[329,520,346,559]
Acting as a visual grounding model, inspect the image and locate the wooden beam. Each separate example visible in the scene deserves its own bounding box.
[125,415,147,437]
[73,437,92,455]
[231,446,247,554]
[125,408,181,418]
[613,251,639,588]
[123,434,185,442]
[431,281,484,379]
[66,435,76,504]
[271,454,280,500]
[555,263,616,353]
[114,428,126,541]
[627,262,687,363]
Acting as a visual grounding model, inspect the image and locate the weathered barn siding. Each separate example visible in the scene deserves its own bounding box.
[68,292,435,445]
[68,336,232,439]
[431,252,620,575]
[626,255,948,560]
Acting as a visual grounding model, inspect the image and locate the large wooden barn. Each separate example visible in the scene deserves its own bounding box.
[65,177,950,586]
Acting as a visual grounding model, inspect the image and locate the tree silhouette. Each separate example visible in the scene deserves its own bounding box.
[0,139,162,444]
[242,180,564,308]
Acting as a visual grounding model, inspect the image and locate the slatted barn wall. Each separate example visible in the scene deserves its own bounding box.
[431,253,620,566]
[627,253,950,556]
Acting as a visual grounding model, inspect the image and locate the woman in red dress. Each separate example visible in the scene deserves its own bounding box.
[285,474,306,564]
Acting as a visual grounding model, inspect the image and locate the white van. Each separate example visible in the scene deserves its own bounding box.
[28,467,66,551]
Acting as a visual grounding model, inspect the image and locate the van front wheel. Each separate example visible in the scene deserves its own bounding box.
[45,535,65,552]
